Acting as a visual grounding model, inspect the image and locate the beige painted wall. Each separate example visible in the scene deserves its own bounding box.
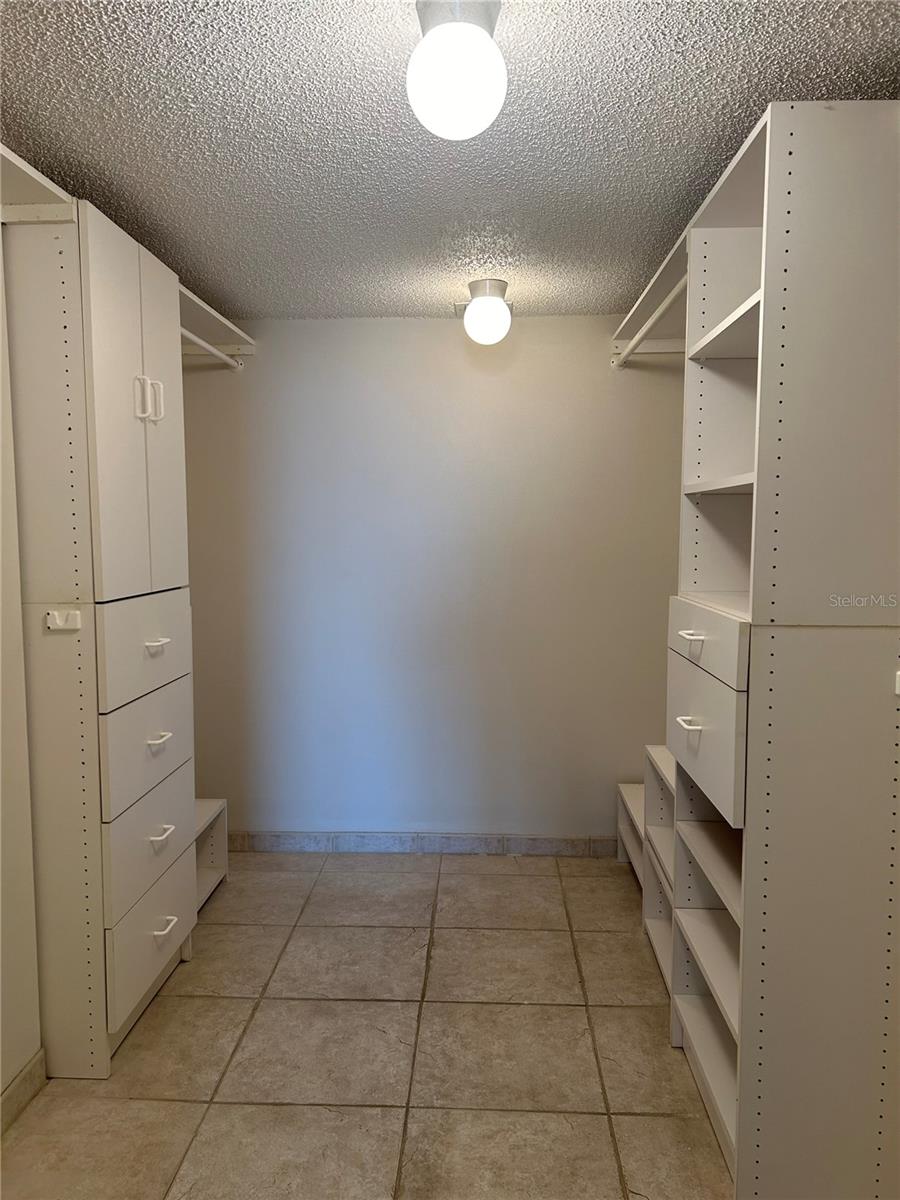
[1,248,42,1091]
[184,315,682,836]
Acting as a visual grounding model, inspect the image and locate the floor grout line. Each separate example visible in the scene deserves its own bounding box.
[555,856,631,1200]
[390,854,442,1199]
[161,856,329,1199]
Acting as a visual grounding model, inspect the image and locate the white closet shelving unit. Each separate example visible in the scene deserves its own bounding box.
[1,145,240,1077]
[616,744,676,991]
[616,101,899,1198]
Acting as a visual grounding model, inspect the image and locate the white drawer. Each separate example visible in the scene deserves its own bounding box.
[668,596,749,690]
[666,649,747,827]
[105,844,196,1033]
[96,588,192,713]
[99,675,193,820]
[101,760,195,927]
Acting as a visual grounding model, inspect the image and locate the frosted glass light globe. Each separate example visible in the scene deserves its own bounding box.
[463,294,512,345]
[406,21,507,141]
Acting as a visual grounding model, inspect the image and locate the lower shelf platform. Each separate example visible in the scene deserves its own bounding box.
[645,916,672,994]
[197,864,225,909]
[674,992,737,1176]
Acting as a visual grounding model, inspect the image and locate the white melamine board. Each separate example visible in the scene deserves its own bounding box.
[691,114,768,231]
[645,918,672,993]
[686,229,762,348]
[1,144,71,205]
[197,865,224,908]
[682,359,757,487]
[666,649,747,828]
[78,202,151,602]
[646,823,675,889]
[617,783,645,836]
[675,908,739,1040]
[684,591,750,622]
[645,836,674,908]
[101,760,195,927]
[679,493,752,601]
[617,809,644,886]
[98,674,194,821]
[105,844,196,1032]
[677,821,742,926]
[179,283,254,349]
[3,222,93,603]
[688,290,760,361]
[643,846,674,992]
[737,624,899,1200]
[196,804,228,909]
[752,101,900,626]
[668,595,749,691]
[141,249,190,591]
[95,587,192,713]
[645,744,676,794]
[683,472,754,496]
[674,993,737,1173]
[21,604,109,1077]
[195,797,227,838]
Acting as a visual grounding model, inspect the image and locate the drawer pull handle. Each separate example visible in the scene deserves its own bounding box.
[677,629,706,643]
[675,715,703,732]
[146,731,174,748]
[134,375,152,420]
[153,915,179,938]
[148,380,166,422]
[144,637,172,652]
[148,824,176,846]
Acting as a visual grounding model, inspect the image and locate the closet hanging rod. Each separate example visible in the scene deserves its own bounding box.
[180,327,244,370]
[611,275,687,369]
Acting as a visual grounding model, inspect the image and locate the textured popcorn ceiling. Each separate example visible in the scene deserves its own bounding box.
[2,1,898,319]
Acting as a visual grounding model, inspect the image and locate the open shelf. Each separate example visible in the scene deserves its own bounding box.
[180,284,254,351]
[646,823,675,889]
[643,847,673,992]
[646,744,676,794]
[684,472,754,497]
[683,590,751,622]
[688,289,760,361]
[674,993,737,1172]
[618,783,645,835]
[675,909,740,1039]
[678,821,742,926]
[197,864,224,909]
[195,797,226,839]
[645,916,673,994]
[646,918,672,988]
[617,811,644,887]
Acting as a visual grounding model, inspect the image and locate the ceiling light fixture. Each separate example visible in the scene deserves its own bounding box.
[406,1,506,141]
[459,278,512,345]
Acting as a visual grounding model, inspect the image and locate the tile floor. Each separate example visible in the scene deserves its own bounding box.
[1,852,733,1200]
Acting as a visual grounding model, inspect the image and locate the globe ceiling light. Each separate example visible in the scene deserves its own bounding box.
[461,279,512,345]
[406,1,506,141]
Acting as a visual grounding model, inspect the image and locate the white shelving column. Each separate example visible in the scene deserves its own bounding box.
[620,100,899,1198]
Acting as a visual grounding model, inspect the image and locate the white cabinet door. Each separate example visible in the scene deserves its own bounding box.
[140,248,189,591]
[79,202,151,601]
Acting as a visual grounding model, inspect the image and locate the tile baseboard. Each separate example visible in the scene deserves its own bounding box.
[228,830,617,859]
[1,1048,46,1133]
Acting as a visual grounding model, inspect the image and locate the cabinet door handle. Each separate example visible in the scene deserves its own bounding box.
[146,731,173,747]
[148,824,176,845]
[149,380,166,422]
[677,630,706,643]
[153,915,178,938]
[144,637,172,652]
[134,375,152,420]
[675,715,703,732]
